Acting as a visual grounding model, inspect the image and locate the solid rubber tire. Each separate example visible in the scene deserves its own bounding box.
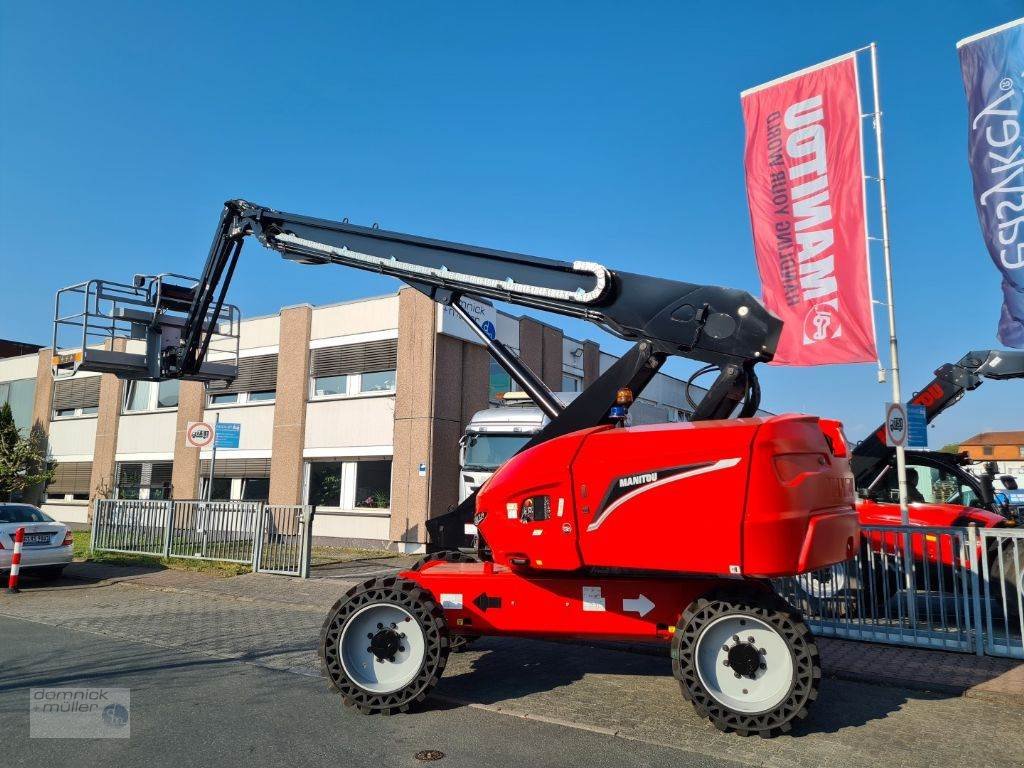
[320,576,450,715]
[671,587,820,738]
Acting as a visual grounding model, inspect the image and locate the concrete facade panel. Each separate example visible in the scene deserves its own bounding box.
[310,296,399,340]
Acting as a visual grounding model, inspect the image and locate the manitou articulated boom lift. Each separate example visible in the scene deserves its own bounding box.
[55,200,858,737]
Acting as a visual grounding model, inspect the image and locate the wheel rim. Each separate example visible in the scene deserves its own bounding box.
[339,603,427,694]
[695,614,795,714]
[806,566,846,599]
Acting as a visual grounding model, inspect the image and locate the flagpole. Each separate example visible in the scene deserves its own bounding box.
[869,42,910,525]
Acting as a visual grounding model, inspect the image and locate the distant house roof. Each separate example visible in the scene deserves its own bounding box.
[0,339,42,360]
[960,431,1024,446]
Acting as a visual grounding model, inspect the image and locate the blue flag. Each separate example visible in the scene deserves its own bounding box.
[958,18,1024,348]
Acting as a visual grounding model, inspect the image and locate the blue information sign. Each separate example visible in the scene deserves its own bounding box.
[906,404,927,448]
[215,422,241,449]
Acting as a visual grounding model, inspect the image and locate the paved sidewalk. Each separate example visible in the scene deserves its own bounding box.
[57,561,1024,701]
[3,563,1023,767]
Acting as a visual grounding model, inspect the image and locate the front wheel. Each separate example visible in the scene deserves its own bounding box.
[320,577,450,714]
[672,588,820,737]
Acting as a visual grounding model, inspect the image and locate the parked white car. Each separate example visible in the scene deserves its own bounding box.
[0,504,73,579]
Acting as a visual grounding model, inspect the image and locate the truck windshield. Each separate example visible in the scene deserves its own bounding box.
[463,434,532,471]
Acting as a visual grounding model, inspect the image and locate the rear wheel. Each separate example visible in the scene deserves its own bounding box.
[320,577,450,714]
[672,588,820,737]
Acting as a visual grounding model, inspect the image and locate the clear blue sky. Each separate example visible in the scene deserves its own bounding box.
[1,1,1021,447]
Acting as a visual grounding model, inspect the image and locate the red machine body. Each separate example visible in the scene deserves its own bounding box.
[402,413,858,642]
[474,413,857,579]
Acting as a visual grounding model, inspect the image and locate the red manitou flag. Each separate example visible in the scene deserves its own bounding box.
[741,53,877,366]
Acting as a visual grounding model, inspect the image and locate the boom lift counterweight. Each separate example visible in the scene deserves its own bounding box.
[56,199,857,738]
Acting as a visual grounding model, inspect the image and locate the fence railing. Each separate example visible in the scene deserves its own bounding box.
[92,499,314,578]
[774,524,1024,659]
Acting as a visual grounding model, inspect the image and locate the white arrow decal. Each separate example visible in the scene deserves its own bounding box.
[622,594,655,617]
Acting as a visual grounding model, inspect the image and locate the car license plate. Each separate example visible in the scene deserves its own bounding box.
[23,533,52,546]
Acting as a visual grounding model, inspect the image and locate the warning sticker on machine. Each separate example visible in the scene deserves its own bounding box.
[582,586,605,612]
[506,503,518,519]
[440,593,463,610]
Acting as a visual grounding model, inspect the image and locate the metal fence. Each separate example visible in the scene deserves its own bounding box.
[775,524,1024,659]
[92,499,313,577]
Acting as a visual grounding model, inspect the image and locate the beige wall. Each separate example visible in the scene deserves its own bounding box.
[310,296,399,339]
[116,411,178,456]
[47,419,99,458]
[269,305,312,504]
[305,397,395,450]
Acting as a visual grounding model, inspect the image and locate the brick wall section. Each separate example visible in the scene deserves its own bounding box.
[269,306,312,505]
[518,317,563,391]
[88,371,125,520]
[583,341,600,387]
[542,325,563,391]
[391,289,488,547]
[171,381,205,499]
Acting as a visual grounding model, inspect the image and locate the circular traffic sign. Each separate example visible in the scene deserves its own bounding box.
[885,403,907,448]
[186,421,215,448]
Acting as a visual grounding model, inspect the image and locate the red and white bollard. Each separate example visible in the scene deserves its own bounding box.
[7,526,24,593]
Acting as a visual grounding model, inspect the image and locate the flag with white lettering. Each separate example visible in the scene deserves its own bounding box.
[741,54,877,365]
[957,18,1024,349]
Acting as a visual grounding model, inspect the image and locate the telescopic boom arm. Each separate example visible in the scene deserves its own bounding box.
[179,200,779,369]
[852,349,1024,481]
[167,200,781,420]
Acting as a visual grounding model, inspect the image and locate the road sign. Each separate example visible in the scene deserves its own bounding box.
[884,402,907,448]
[186,421,214,448]
[906,404,927,448]
[215,422,241,449]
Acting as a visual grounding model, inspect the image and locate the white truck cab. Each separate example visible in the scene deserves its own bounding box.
[458,391,679,503]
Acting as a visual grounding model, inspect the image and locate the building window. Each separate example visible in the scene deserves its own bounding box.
[157,379,180,409]
[313,374,348,398]
[124,380,154,412]
[983,446,994,456]
[52,377,101,419]
[561,373,582,393]
[1019,447,1024,458]
[309,461,343,507]
[359,370,396,393]
[115,461,173,500]
[489,358,517,403]
[0,377,36,432]
[355,460,392,508]
[46,461,93,502]
[309,339,398,400]
[242,477,270,500]
[206,353,278,406]
[306,458,392,510]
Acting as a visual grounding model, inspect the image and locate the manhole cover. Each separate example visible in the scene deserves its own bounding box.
[414,750,445,762]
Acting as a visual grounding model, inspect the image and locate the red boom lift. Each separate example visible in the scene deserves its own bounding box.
[55,200,858,737]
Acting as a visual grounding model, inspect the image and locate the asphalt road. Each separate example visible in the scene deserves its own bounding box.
[0,615,738,768]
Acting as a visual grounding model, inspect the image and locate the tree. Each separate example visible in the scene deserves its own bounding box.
[939,443,960,454]
[0,403,53,501]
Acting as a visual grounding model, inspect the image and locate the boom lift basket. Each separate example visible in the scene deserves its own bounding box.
[52,274,239,382]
